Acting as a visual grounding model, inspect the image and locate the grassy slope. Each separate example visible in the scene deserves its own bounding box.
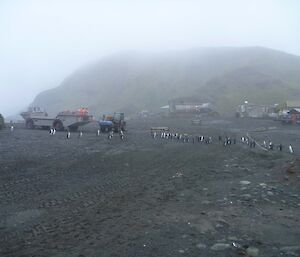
[32,47,300,116]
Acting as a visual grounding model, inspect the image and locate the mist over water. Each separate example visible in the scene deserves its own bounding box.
[1,0,300,117]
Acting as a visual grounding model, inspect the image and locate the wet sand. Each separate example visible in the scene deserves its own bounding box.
[0,116,299,257]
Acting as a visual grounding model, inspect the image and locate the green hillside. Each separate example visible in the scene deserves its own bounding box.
[32,47,300,116]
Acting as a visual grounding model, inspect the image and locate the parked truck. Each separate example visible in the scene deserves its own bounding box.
[20,107,93,131]
[99,112,126,133]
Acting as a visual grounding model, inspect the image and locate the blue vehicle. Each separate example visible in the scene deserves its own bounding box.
[99,112,126,133]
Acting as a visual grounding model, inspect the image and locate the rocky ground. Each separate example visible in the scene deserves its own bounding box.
[0,116,299,257]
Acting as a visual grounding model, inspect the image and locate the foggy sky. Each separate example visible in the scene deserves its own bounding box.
[1,0,300,117]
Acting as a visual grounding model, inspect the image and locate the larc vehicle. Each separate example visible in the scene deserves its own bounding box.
[21,107,93,131]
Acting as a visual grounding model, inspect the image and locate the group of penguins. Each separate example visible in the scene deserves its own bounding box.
[107,130,124,140]
[240,136,292,152]
[49,128,125,140]
[151,131,294,154]
[151,131,213,144]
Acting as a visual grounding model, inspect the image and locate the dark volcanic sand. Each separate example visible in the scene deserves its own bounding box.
[0,116,299,257]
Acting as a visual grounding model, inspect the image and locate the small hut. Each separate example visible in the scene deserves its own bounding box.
[0,113,4,129]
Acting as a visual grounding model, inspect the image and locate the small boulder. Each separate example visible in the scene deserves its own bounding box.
[280,245,300,254]
[240,181,251,185]
[246,246,259,256]
[210,243,231,251]
[196,243,207,249]
[241,194,252,201]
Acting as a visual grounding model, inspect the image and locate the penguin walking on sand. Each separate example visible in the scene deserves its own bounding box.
[49,128,53,135]
[67,131,71,139]
[52,128,56,135]
[208,136,212,144]
[78,131,83,138]
[120,130,124,140]
[153,131,157,139]
[97,129,100,136]
[289,145,294,154]
[269,141,274,150]
[263,140,267,148]
[108,130,113,140]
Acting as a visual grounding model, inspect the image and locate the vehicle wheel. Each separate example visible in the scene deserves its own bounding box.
[53,119,64,131]
[100,126,105,133]
[69,126,78,132]
[100,125,110,133]
[26,119,35,129]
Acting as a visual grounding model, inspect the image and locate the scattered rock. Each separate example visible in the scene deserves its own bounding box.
[240,181,251,185]
[196,243,207,249]
[267,191,274,196]
[285,158,300,173]
[246,246,259,256]
[241,194,252,201]
[210,243,231,251]
[259,183,267,188]
[178,249,185,253]
[280,245,300,254]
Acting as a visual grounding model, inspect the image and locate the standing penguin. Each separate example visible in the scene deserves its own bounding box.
[97,129,100,136]
[67,131,71,139]
[269,141,274,150]
[263,140,267,148]
[120,130,124,140]
[108,130,113,140]
[289,145,294,154]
